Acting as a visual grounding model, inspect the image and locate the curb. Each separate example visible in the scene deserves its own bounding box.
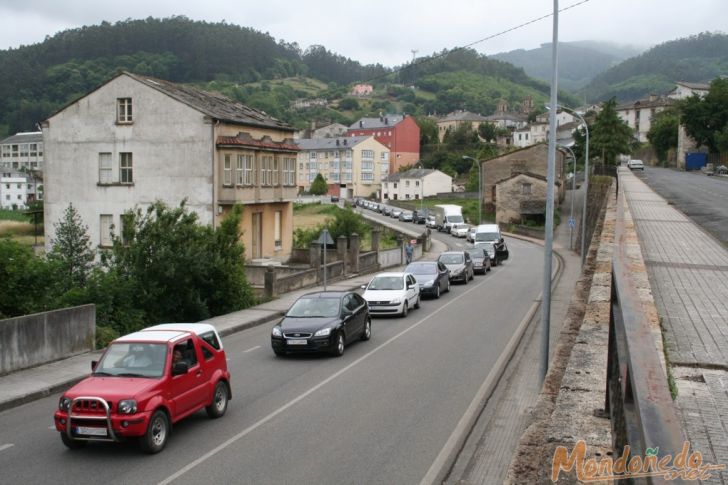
[422,242,566,485]
[0,376,89,413]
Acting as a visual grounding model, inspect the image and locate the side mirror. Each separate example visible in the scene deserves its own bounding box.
[360,284,367,290]
[407,284,415,289]
[91,360,98,371]
[172,361,189,376]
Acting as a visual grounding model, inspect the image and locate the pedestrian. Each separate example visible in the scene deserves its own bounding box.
[405,241,414,264]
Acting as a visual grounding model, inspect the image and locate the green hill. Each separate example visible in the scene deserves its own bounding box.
[582,32,728,102]
[491,41,642,91]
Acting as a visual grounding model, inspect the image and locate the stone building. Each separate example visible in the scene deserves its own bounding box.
[495,172,554,225]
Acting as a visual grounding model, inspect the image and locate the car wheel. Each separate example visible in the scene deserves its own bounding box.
[331,332,345,357]
[446,279,451,292]
[435,285,441,299]
[361,318,372,341]
[401,302,408,318]
[60,432,87,450]
[139,410,169,454]
[206,381,229,419]
[469,270,474,281]
[273,348,285,357]
[414,295,420,309]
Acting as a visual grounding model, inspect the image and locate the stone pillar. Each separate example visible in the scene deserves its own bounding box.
[371,227,381,253]
[264,266,277,300]
[310,242,321,268]
[349,233,361,274]
[396,235,404,265]
[337,235,348,275]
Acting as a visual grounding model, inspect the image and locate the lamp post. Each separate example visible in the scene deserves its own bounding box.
[553,104,589,267]
[558,145,577,250]
[417,164,424,216]
[462,156,482,224]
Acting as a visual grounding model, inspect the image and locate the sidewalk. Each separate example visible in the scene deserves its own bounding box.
[621,168,728,483]
[0,236,448,413]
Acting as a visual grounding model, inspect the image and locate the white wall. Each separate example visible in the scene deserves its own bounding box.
[44,74,214,251]
[0,176,28,209]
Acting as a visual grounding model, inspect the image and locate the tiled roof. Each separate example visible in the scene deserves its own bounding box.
[439,111,489,122]
[126,72,293,131]
[384,168,438,182]
[296,136,373,150]
[675,81,710,90]
[0,132,43,145]
[217,133,298,151]
[617,96,675,110]
[349,114,405,130]
[484,112,528,122]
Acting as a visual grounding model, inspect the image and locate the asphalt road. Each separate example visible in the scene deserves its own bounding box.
[0,215,544,485]
[635,166,728,244]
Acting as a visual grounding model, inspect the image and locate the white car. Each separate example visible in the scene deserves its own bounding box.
[466,226,477,243]
[627,159,644,170]
[361,272,420,317]
[451,223,469,238]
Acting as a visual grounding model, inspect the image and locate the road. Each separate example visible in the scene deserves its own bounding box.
[0,214,544,485]
[635,166,728,244]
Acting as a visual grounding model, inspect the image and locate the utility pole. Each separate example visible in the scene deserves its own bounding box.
[410,49,418,87]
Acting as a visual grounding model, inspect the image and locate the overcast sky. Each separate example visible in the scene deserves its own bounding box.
[0,0,726,66]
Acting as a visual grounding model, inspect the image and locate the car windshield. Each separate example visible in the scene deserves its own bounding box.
[287,297,341,318]
[439,254,464,264]
[475,232,499,242]
[466,248,485,258]
[405,263,436,275]
[94,343,168,378]
[448,215,464,223]
[368,276,404,290]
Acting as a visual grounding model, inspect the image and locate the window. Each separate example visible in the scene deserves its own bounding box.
[415,181,420,187]
[342,173,351,182]
[361,161,373,171]
[522,183,532,195]
[362,149,374,160]
[394,183,398,189]
[261,155,273,186]
[405,180,410,187]
[117,98,133,123]
[223,155,232,186]
[381,152,389,161]
[274,211,282,249]
[19,145,28,157]
[283,158,296,187]
[99,153,112,184]
[244,155,254,185]
[236,155,244,185]
[200,331,221,350]
[310,152,317,161]
[100,214,113,247]
[16,183,21,189]
[272,157,279,186]
[30,144,37,156]
[120,153,133,184]
[361,173,373,182]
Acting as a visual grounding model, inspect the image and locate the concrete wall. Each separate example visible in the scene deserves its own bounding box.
[378,247,402,268]
[44,74,215,252]
[0,305,95,375]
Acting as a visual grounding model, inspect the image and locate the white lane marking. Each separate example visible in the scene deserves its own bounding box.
[0,444,14,453]
[158,274,499,485]
[243,346,261,353]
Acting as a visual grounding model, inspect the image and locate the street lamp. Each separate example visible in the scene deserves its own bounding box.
[417,163,424,216]
[548,104,590,266]
[558,145,577,250]
[462,156,481,224]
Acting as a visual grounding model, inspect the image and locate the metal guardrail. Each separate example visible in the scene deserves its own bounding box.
[605,182,684,483]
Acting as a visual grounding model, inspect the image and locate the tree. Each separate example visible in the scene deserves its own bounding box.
[0,240,58,318]
[647,109,680,162]
[590,98,634,164]
[326,207,369,246]
[48,203,95,291]
[338,98,360,110]
[681,78,728,153]
[416,116,439,146]
[478,122,497,143]
[309,173,329,195]
[465,164,480,192]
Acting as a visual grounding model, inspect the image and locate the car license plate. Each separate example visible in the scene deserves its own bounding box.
[287,339,307,346]
[75,426,107,436]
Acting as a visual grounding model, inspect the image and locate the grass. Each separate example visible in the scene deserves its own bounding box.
[0,220,43,246]
[0,208,31,222]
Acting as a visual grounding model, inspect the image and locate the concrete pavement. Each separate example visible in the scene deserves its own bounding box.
[621,168,728,484]
[0,236,448,413]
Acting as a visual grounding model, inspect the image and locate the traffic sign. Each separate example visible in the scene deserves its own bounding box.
[568,217,576,228]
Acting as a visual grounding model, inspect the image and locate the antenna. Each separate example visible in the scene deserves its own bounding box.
[410,50,419,88]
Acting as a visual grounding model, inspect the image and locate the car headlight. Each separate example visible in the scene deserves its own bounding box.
[314,328,331,337]
[271,326,282,337]
[390,298,402,304]
[59,396,71,412]
[118,399,137,415]
[424,280,435,287]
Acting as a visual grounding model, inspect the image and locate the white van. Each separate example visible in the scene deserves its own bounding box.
[473,224,509,266]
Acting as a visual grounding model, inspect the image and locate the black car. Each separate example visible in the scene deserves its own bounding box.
[412,209,429,224]
[271,291,371,357]
[465,247,491,274]
[404,261,450,298]
[438,251,475,283]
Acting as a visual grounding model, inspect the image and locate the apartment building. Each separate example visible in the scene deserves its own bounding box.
[347,114,420,173]
[0,132,44,170]
[380,168,452,202]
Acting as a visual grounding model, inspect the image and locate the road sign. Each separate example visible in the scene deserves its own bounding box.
[568,217,576,228]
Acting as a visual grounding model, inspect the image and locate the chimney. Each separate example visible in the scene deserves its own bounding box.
[649,94,657,102]
[336,139,340,146]
[343,139,348,146]
[359,120,363,128]
[385,117,389,125]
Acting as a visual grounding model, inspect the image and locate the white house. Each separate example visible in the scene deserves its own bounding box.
[0,132,44,171]
[0,175,29,209]
[43,71,299,261]
[380,168,452,202]
[668,81,710,100]
[616,95,674,143]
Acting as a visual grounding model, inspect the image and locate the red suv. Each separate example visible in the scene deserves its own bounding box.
[54,323,231,453]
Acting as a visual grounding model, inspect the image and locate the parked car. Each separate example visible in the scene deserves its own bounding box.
[716,165,728,175]
[450,223,469,238]
[473,224,509,266]
[413,209,429,224]
[465,247,491,274]
[399,211,414,222]
[426,216,437,229]
[438,251,474,283]
[466,226,477,243]
[382,206,392,216]
[54,324,231,453]
[362,272,420,317]
[627,159,644,170]
[391,209,403,219]
[404,261,450,298]
[271,291,370,357]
